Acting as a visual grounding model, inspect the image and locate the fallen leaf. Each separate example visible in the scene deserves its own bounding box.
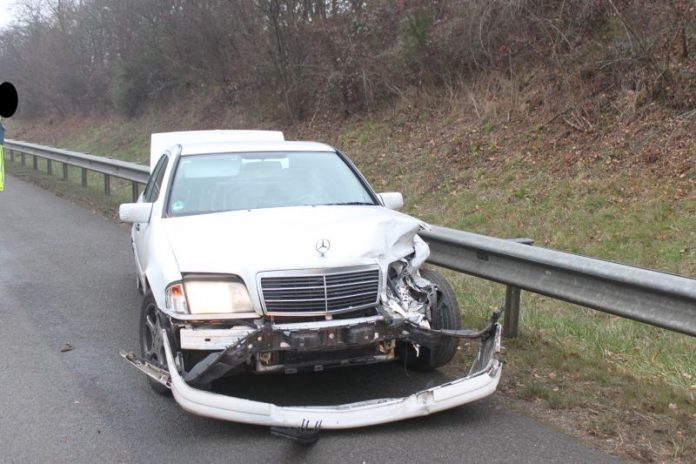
[60,344,74,353]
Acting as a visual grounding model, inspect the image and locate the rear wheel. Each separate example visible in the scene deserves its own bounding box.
[398,268,461,370]
[139,291,172,396]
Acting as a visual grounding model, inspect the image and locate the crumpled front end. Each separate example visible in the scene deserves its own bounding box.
[122,308,504,429]
[123,223,505,429]
[161,322,502,429]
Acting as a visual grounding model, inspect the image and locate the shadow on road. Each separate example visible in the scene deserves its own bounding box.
[212,361,459,407]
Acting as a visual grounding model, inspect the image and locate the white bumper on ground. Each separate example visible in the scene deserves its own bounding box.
[162,324,502,429]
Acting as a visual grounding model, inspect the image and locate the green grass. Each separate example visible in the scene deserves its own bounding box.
[414,166,696,390]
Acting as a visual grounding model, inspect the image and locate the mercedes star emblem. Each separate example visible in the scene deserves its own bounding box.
[316,239,330,258]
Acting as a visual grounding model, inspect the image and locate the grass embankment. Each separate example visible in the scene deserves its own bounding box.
[4,90,695,462]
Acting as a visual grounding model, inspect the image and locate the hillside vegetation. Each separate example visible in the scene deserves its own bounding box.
[3,1,696,462]
[2,1,695,120]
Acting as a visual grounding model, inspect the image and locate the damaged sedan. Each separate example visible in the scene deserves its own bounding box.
[119,130,502,433]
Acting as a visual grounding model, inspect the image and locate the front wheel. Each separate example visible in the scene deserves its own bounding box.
[398,268,461,370]
[139,291,172,396]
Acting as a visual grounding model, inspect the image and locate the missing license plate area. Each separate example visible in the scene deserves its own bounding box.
[210,361,465,407]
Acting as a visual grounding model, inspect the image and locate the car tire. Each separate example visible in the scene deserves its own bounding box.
[398,268,461,370]
[139,291,172,396]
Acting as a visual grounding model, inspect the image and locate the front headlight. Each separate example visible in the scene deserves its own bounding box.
[183,277,254,314]
[165,282,188,313]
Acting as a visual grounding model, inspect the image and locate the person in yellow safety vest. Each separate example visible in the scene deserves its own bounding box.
[0,118,5,192]
[0,81,18,191]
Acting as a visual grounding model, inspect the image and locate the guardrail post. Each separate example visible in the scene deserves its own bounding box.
[32,155,38,170]
[131,182,139,201]
[62,163,68,180]
[502,237,534,338]
[9,149,14,162]
[104,174,110,195]
[47,159,52,175]
[503,286,522,338]
[81,168,87,187]
[21,152,25,166]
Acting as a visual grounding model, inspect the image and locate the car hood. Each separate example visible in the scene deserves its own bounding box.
[162,206,429,276]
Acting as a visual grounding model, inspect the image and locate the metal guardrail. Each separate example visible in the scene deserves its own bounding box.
[4,139,695,338]
[4,139,149,200]
[422,227,696,338]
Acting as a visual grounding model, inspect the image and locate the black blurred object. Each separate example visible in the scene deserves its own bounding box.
[270,425,320,445]
[0,82,18,118]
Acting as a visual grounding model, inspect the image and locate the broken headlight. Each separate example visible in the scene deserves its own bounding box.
[166,277,254,314]
[384,259,436,324]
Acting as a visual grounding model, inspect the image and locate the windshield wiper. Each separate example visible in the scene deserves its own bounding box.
[323,202,375,206]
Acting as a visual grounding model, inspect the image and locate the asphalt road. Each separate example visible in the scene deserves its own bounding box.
[0,174,618,463]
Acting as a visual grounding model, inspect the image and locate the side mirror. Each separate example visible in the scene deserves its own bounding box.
[119,203,153,223]
[378,192,404,211]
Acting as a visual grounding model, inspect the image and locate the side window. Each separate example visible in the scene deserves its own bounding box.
[143,155,169,202]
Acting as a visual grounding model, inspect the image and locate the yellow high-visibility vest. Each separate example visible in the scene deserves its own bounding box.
[0,144,4,192]
[0,118,4,191]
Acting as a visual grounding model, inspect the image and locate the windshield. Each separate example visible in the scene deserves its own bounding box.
[166,151,375,216]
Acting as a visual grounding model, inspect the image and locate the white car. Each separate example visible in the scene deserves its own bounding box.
[119,130,502,434]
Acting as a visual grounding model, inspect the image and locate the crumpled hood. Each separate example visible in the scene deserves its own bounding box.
[163,206,429,277]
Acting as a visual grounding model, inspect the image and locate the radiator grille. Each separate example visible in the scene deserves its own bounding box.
[260,268,380,315]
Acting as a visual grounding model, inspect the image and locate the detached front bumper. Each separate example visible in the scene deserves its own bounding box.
[160,322,502,429]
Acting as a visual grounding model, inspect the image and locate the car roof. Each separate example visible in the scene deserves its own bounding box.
[180,140,335,156]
